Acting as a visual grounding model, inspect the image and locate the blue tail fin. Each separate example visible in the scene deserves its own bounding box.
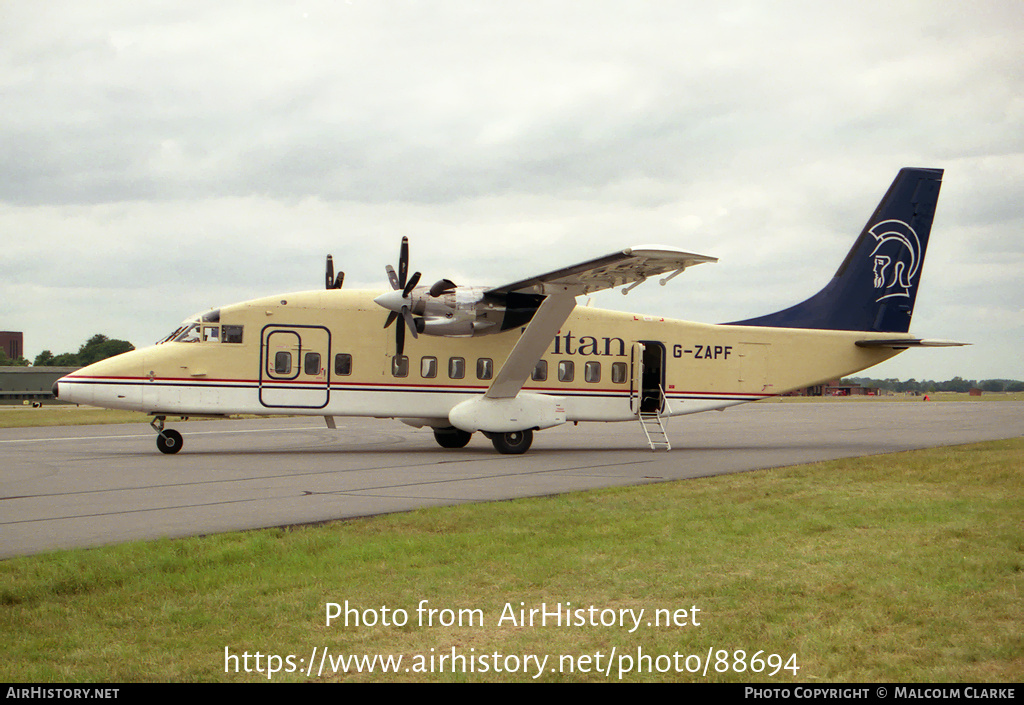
[729,167,943,333]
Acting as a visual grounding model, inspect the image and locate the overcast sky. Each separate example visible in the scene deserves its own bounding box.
[2,1,1021,381]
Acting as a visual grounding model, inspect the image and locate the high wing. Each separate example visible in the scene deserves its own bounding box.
[484,246,716,399]
[486,245,717,297]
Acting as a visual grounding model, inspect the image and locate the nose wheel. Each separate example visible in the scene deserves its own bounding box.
[151,416,184,454]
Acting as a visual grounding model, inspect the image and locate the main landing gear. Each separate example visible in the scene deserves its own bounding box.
[433,427,473,449]
[431,427,535,454]
[151,416,183,454]
[486,429,533,455]
[149,417,536,455]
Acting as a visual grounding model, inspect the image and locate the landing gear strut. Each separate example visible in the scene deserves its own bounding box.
[151,416,183,454]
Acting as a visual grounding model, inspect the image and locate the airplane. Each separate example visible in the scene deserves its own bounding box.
[54,167,963,455]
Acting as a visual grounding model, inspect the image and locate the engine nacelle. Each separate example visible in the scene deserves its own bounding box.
[375,286,543,338]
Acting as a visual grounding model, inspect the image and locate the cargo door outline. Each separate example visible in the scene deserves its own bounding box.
[259,325,331,409]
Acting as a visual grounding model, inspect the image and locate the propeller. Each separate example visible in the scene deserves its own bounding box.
[325,255,344,290]
[380,237,422,356]
[375,238,465,353]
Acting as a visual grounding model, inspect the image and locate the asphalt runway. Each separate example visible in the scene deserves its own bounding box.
[2,401,1022,558]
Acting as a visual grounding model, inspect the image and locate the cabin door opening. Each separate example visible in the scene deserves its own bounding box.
[630,340,666,414]
[259,325,331,409]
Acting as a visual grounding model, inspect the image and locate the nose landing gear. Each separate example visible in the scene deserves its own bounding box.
[151,416,183,454]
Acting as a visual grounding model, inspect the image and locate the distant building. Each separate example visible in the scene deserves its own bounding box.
[0,367,79,404]
[787,379,880,397]
[0,331,23,360]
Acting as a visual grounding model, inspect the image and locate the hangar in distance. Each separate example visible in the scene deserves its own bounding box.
[55,167,963,454]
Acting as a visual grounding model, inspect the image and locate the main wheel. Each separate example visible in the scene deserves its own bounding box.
[157,429,183,454]
[433,427,472,449]
[490,429,533,455]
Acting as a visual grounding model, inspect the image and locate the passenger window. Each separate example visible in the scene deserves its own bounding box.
[392,355,409,377]
[532,359,548,382]
[477,358,493,380]
[558,360,574,382]
[334,353,352,376]
[421,356,437,378]
[275,351,292,375]
[611,362,627,384]
[222,325,243,344]
[585,361,601,383]
[304,352,321,376]
[448,357,465,379]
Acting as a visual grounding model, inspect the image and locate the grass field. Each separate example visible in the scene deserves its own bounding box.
[1,437,1021,682]
[0,405,153,428]
[0,406,281,428]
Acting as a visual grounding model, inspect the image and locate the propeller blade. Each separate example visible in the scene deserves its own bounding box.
[325,255,335,290]
[386,264,400,290]
[402,271,421,298]
[395,320,406,357]
[399,236,409,289]
[384,310,398,329]
[428,278,457,297]
[401,305,419,339]
[333,271,344,289]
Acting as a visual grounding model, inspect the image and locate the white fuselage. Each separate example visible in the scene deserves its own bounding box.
[57,289,901,429]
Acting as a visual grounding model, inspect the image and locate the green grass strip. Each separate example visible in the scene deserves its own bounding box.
[2,438,1021,682]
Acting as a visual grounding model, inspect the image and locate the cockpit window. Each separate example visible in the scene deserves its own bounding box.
[172,323,201,343]
[157,327,183,345]
[157,309,221,345]
[222,325,243,344]
[158,312,242,345]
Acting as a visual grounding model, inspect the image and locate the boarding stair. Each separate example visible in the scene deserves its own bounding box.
[637,385,671,451]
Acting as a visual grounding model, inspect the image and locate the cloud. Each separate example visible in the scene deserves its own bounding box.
[1,1,1022,380]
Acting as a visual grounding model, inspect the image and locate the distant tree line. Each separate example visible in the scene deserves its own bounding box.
[0,334,135,368]
[845,376,1024,393]
[0,350,29,366]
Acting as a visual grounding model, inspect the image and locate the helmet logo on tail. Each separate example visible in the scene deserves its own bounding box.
[868,219,920,302]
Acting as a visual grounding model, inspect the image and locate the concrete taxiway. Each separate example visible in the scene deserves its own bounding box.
[2,401,1022,558]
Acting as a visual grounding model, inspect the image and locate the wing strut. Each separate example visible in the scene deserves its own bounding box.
[485,292,577,399]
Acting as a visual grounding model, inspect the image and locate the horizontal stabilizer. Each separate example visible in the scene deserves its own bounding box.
[855,338,969,349]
